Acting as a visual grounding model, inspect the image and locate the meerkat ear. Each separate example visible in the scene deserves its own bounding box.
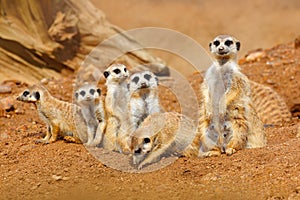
[75,92,79,99]
[209,42,212,51]
[103,71,110,78]
[236,41,241,51]
[127,83,130,90]
[96,88,101,95]
[34,92,40,100]
[155,77,159,84]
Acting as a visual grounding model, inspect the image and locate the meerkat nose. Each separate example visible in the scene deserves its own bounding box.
[141,83,147,88]
[219,46,225,51]
[221,146,226,153]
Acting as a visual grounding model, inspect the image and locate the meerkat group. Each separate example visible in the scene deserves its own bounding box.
[17,35,292,170]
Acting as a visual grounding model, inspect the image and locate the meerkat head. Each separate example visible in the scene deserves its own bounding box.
[103,63,130,84]
[74,84,101,105]
[16,84,46,103]
[128,71,158,92]
[130,135,156,165]
[209,35,240,64]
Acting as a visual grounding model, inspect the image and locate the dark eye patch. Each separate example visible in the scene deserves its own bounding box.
[23,90,30,97]
[113,69,121,74]
[144,74,151,81]
[213,40,220,46]
[90,89,95,95]
[80,90,86,96]
[225,40,233,47]
[132,76,139,84]
[144,138,151,144]
[134,148,142,154]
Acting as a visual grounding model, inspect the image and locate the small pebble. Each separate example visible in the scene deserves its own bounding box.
[0,85,12,94]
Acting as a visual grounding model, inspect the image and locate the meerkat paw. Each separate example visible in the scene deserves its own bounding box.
[63,136,79,143]
[137,163,146,170]
[35,139,49,144]
[225,147,237,156]
[200,150,221,158]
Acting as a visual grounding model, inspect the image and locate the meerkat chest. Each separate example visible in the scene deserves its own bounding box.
[206,65,234,94]
[130,88,151,101]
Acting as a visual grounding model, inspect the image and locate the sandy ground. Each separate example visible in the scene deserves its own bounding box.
[1,1,300,200]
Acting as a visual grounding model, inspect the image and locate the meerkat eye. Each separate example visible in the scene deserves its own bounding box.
[224,40,233,47]
[23,90,30,97]
[96,88,101,95]
[90,89,95,95]
[132,76,139,84]
[80,90,86,96]
[143,138,151,144]
[213,40,220,47]
[113,69,121,74]
[144,74,151,81]
[134,148,142,154]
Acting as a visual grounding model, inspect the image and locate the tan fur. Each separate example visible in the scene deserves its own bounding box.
[130,112,197,169]
[74,84,106,146]
[17,84,87,144]
[102,64,130,152]
[250,80,291,126]
[198,35,266,157]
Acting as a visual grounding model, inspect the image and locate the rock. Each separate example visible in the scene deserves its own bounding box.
[0,97,15,112]
[52,175,63,181]
[0,85,12,94]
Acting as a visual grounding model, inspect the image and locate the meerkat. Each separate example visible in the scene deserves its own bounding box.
[199,35,266,157]
[102,63,130,152]
[130,112,198,170]
[128,71,161,130]
[17,84,87,144]
[74,83,106,146]
[249,80,291,126]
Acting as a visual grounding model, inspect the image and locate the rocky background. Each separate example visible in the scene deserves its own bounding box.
[0,0,300,199]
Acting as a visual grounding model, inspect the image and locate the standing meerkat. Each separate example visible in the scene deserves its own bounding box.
[130,112,198,170]
[199,35,266,157]
[128,71,161,130]
[102,63,130,152]
[74,84,106,146]
[17,84,87,144]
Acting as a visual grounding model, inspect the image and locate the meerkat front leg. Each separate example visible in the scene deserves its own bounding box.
[91,121,106,147]
[225,105,248,155]
[49,124,60,143]
[137,143,173,170]
[36,125,52,144]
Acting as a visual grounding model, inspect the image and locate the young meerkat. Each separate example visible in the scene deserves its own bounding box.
[17,84,87,144]
[102,63,130,152]
[128,70,161,130]
[130,112,198,170]
[199,35,266,157]
[74,84,106,146]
